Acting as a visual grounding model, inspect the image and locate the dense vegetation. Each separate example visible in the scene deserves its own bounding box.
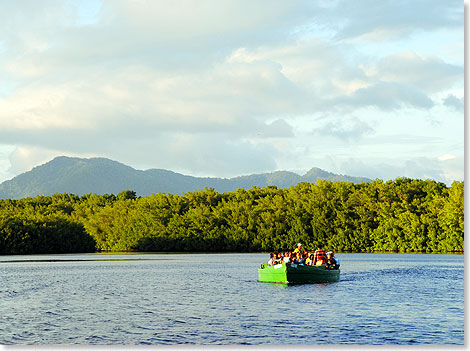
[0,178,464,255]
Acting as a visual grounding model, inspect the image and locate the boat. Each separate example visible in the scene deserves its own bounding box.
[258,262,340,284]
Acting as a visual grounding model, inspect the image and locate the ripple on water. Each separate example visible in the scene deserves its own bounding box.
[0,253,464,345]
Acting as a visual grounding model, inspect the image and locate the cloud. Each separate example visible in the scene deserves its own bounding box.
[313,117,374,141]
[7,146,69,175]
[161,134,279,177]
[345,82,434,110]
[0,0,317,77]
[5,134,280,179]
[362,52,463,93]
[260,119,294,138]
[436,155,464,184]
[0,60,297,137]
[336,155,463,185]
[102,0,313,43]
[0,0,463,183]
[443,94,464,112]
[324,0,463,41]
[438,153,456,161]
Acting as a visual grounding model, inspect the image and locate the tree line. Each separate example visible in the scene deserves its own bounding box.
[0,178,464,255]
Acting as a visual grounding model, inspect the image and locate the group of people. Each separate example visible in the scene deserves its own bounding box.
[267,243,340,270]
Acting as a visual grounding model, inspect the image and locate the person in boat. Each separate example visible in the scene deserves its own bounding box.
[294,252,301,264]
[293,252,303,264]
[326,251,340,269]
[305,253,313,265]
[326,251,338,269]
[313,244,327,266]
[268,253,276,266]
[291,253,298,264]
[294,243,303,253]
[298,252,306,265]
[283,251,291,263]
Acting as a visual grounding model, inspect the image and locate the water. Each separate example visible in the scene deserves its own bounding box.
[0,253,464,345]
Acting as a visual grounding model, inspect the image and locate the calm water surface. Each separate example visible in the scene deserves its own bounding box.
[0,253,464,345]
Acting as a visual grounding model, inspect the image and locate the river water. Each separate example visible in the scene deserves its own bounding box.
[0,252,464,345]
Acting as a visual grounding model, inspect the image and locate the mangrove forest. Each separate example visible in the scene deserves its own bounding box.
[0,178,464,255]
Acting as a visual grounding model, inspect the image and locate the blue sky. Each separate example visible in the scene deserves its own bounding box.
[0,0,464,184]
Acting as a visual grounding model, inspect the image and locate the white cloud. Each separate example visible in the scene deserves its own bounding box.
[335,155,463,185]
[326,0,462,41]
[6,145,96,176]
[362,51,463,93]
[438,153,457,161]
[0,0,463,184]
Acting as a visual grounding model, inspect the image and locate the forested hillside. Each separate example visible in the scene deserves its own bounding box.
[0,178,463,255]
[0,156,371,199]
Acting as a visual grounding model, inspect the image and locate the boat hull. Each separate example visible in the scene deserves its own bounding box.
[258,263,340,284]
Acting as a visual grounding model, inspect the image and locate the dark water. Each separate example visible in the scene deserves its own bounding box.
[0,253,464,345]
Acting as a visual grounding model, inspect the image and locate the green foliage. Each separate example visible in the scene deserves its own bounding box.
[0,180,464,254]
[0,215,95,254]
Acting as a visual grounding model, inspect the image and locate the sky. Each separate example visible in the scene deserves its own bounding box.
[0,0,465,185]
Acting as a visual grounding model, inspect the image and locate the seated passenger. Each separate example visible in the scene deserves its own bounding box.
[305,253,313,266]
[326,251,336,269]
[313,244,327,266]
[291,252,299,264]
[326,251,340,269]
[297,252,306,265]
[268,252,276,266]
[283,252,291,263]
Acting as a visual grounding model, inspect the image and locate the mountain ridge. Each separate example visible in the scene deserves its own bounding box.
[0,156,372,199]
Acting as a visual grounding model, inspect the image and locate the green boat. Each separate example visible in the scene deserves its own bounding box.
[258,262,340,284]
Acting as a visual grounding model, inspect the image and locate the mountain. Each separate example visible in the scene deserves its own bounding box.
[0,156,371,199]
